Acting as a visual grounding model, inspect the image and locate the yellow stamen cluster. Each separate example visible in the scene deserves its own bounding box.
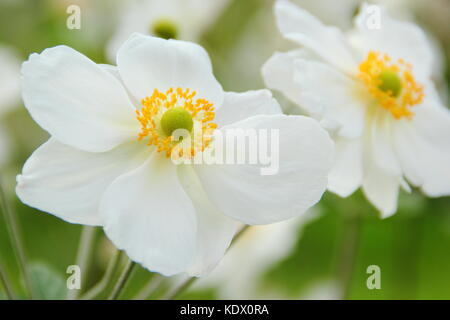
[136,88,217,158]
[358,51,424,119]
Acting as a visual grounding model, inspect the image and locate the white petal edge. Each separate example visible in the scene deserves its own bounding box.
[16,139,150,226]
[274,0,357,73]
[215,89,282,127]
[367,110,402,177]
[328,137,363,197]
[177,165,240,277]
[195,114,334,225]
[21,46,139,153]
[393,97,450,197]
[100,152,197,276]
[362,161,400,219]
[117,33,224,108]
[293,59,367,139]
[262,49,317,108]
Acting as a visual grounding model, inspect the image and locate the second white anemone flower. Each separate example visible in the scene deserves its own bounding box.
[263,1,450,217]
[106,0,230,62]
[17,33,333,276]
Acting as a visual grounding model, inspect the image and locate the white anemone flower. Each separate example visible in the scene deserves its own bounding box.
[262,1,450,217]
[16,33,333,276]
[107,0,229,62]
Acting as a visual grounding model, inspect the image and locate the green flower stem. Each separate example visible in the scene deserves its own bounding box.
[0,262,15,299]
[80,249,123,300]
[337,212,362,300]
[164,224,251,300]
[163,277,197,300]
[108,259,136,300]
[133,273,165,300]
[0,174,35,299]
[66,226,97,300]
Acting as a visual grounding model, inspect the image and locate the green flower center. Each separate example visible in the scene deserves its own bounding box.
[160,107,193,137]
[378,69,402,97]
[152,19,178,40]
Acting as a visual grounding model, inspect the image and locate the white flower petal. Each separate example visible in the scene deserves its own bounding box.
[393,98,450,197]
[99,64,122,81]
[195,114,334,225]
[117,33,224,106]
[350,3,433,79]
[177,165,240,277]
[368,110,402,176]
[21,46,138,153]
[215,90,282,127]
[328,137,363,197]
[362,162,399,218]
[293,59,367,139]
[100,152,197,276]
[16,139,150,226]
[261,49,316,108]
[274,0,357,73]
[100,64,141,107]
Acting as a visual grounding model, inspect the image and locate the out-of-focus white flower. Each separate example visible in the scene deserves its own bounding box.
[0,46,21,166]
[106,0,230,61]
[412,0,450,92]
[194,213,317,299]
[263,1,450,217]
[17,33,333,277]
[0,46,21,117]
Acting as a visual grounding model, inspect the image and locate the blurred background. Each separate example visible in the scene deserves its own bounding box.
[0,0,449,300]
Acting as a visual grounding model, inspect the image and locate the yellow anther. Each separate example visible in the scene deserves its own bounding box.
[358,51,424,119]
[136,88,217,158]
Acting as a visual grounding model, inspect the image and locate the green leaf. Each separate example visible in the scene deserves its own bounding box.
[30,263,66,300]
